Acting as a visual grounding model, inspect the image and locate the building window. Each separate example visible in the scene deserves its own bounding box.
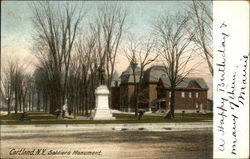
[196,92,199,98]
[196,103,199,108]
[169,92,171,98]
[181,92,185,98]
[189,92,192,98]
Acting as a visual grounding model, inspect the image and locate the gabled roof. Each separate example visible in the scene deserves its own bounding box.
[118,64,208,89]
[120,63,142,84]
[111,72,121,87]
[143,66,169,83]
[160,77,208,89]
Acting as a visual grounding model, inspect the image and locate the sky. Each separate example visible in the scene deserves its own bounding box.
[1,1,213,98]
[1,1,188,59]
[1,1,185,51]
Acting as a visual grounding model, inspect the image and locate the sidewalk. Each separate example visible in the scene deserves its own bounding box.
[1,122,212,136]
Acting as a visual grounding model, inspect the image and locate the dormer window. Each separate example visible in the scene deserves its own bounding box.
[189,92,192,98]
[161,74,166,78]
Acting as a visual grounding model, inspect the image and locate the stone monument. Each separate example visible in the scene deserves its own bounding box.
[92,66,115,120]
[92,85,115,120]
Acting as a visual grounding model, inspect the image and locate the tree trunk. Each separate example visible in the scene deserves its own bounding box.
[23,97,25,112]
[7,99,11,116]
[19,95,22,112]
[165,88,175,120]
[32,93,34,112]
[170,89,176,118]
[132,69,138,118]
[37,92,40,112]
[28,93,31,111]
[44,95,48,112]
[15,89,18,114]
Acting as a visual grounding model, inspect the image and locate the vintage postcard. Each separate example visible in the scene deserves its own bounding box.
[0,1,249,159]
[213,1,249,158]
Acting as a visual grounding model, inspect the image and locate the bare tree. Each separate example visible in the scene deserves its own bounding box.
[33,66,49,112]
[2,57,32,114]
[153,13,197,119]
[20,74,33,112]
[67,28,99,117]
[95,3,127,88]
[188,0,213,75]
[31,1,84,112]
[124,36,158,118]
[2,60,16,116]
[14,60,33,113]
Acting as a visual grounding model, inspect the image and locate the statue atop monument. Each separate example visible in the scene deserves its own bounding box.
[98,65,106,85]
[92,65,115,120]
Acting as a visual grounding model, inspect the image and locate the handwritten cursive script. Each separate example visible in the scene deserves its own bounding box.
[216,22,249,156]
[216,22,230,152]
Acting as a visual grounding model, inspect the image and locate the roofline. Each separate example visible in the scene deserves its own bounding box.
[120,83,138,86]
[144,82,159,84]
[158,87,208,91]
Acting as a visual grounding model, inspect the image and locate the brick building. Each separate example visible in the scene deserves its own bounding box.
[111,63,209,113]
[118,62,142,112]
[110,72,121,110]
[156,77,208,113]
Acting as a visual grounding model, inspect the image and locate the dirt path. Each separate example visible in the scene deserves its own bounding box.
[1,130,212,159]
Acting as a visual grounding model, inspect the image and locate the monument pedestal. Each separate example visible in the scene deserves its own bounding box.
[92,85,115,120]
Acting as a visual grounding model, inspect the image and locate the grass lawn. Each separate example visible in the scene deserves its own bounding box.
[0,112,212,125]
[175,113,213,118]
[0,112,56,120]
[28,113,56,120]
[0,113,23,120]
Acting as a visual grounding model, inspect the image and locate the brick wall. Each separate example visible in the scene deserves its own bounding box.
[119,85,127,111]
[164,89,208,111]
[111,87,120,110]
[119,84,136,112]
[113,82,208,112]
[148,84,158,108]
[127,84,136,111]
